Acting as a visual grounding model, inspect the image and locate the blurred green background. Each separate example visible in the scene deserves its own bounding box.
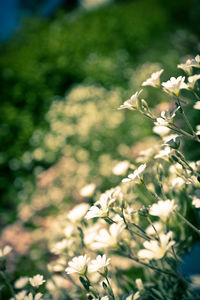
[0,0,200,225]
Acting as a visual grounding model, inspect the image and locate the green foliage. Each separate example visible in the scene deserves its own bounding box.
[0,0,173,222]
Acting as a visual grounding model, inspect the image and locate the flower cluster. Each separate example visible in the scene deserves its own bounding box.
[3,55,200,300]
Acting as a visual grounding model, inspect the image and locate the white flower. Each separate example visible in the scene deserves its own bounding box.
[29,275,45,287]
[142,69,164,87]
[178,59,195,74]
[10,290,27,300]
[65,255,90,275]
[138,232,175,260]
[122,164,146,183]
[14,277,29,289]
[153,125,170,136]
[112,160,129,175]
[89,254,111,273]
[162,76,187,97]
[79,183,96,197]
[149,199,176,221]
[24,293,43,300]
[154,147,171,159]
[0,245,12,258]
[192,197,200,208]
[154,117,169,127]
[118,90,142,110]
[194,101,200,110]
[90,222,125,249]
[51,239,72,255]
[186,74,200,89]
[194,55,200,66]
[171,177,185,188]
[67,203,90,222]
[85,190,116,219]
[146,221,163,235]
[136,278,144,291]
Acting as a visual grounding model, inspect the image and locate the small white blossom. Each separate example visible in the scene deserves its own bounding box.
[195,55,200,66]
[186,74,200,89]
[24,293,43,300]
[192,197,200,208]
[85,190,116,219]
[153,125,170,137]
[136,278,144,291]
[146,221,163,235]
[67,203,90,222]
[178,59,195,74]
[89,254,110,273]
[91,222,125,249]
[79,183,96,197]
[14,277,29,289]
[122,164,146,183]
[154,147,171,159]
[112,160,129,175]
[142,69,164,87]
[29,275,45,287]
[10,290,27,300]
[65,255,90,275]
[118,90,142,110]
[138,231,175,260]
[162,76,187,97]
[0,245,12,258]
[194,101,200,110]
[149,199,176,221]
[171,177,185,188]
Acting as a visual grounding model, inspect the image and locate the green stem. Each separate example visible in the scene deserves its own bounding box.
[176,98,196,136]
[175,210,200,236]
[0,271,16,300]
[105,276,115,300]
[127,255,178,278]
[141,179,161,202]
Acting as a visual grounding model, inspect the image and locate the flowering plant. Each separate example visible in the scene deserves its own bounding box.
[1,55,200,300]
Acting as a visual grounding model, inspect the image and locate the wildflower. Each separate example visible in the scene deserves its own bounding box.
[136,278,144,291]
[154,147,171,159]
[142,69,164,87]
[10,290,27,300]
[89,254,110,274]
[171,177,185,189]
[162,76,187,97]
[122,164,146,183]
[14,277,29,289]
[90,222,125,249]
[29,275,46,287]
[146,221,163,235]
[24,293,43,300]
[192,197,200,208]
[194,101,200,110]
[65,255,90,275]
[85,190,116,219]
[112,160,129,175]
[153,125,170,136]
[186,74,200,89]
[194,54,200,66]
[0,245,12,258]
[79,183,96,197]
[67,203,90,222]
[118,90,143,110]
[149,199,176,221]
[138,231,175,260]
[51,239,72,255]
[178,59,195,74]
[163,134,180,149]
